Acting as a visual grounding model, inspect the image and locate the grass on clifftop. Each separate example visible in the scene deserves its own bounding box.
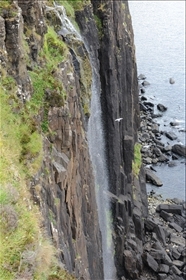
[47,0,90,12]
[0,29,75,279]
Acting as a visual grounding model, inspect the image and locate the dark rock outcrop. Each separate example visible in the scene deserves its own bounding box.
[157,104,167,112]
[145,168,163,186]
[91,1,148,278]
[144,196,186,280]
[165,131,177,141]
[1,0,153,279]
[172,144,186,157]
[1,1,103,279]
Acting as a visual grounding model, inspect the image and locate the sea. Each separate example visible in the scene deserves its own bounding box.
[128,1,185,200]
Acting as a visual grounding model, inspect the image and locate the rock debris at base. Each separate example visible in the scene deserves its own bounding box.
[122,195,186,280]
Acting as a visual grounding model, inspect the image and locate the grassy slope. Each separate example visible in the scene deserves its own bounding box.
[0,16,75,280]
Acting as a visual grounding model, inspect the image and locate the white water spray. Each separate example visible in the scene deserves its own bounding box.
[87,55,117,280]
[46,4,116,279]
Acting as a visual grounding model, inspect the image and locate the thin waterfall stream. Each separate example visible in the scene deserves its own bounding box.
[46,4,116,279]
[87,54,117,280]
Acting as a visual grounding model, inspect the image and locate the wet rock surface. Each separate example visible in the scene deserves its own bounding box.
[31,55,103,280]
[91,2,148,278]
[138,75,186,189]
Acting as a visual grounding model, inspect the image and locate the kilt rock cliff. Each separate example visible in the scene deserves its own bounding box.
[0,1,148,279]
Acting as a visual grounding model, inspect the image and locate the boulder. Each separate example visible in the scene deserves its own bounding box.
[163,145,172,152]
[158,274,168,280]
[154,139,164,147]
[143,157,152,164]
[156,204,183,215]
[172,154,179,160]
[170,121,179,127]
[151,113,163,118]
[158,154,169,162]
[142,80,150,86]
[140,102,148,112]
[172,260,184,269]
[123,250,138,279]
[142,252,159,272]
[141,96,147,101]
[144,101,154,107]
[160,210,174,223]
[172,144,186,157]
[159,264,169,273]
[141,132,150,141]
[170,234,185,246]
[150,249,165,260]
[172,248,181,260]
[145,218,157,231]
[168,161,177,167]
[168,222,182,233]
[173,214,185,228]
[152,124,159,133]
[169,78,175,84]
[171,265,182,276]
[153,147,162,157]
[145,168,163,186]
[154,225,166,245]
[138,74,146,80]
[157,104,167,112]
[165,131,177,141]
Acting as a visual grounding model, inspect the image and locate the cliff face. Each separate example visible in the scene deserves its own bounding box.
[0,1,103,279]
[76,1,148,278]
[0,0,147,279]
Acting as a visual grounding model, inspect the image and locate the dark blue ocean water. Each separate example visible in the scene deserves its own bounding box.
[129,1,185,199]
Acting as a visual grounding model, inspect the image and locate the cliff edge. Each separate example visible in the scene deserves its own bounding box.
[0,1,148,279]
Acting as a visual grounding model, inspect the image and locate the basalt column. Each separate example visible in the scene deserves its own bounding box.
[91,1,148,279]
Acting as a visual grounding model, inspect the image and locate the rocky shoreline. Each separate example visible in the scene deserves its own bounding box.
[121,193,186,280]
[138,74,186,188]
[141,194,186,280]
[136,75,186,280]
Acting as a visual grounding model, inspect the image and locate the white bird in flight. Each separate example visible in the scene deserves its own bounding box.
[115,118,123,122]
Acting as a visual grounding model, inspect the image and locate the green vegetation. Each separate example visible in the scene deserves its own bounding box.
[0,68,75,280]
[132,143,142,177]
[0,83,48,279]
[0,2,94,277]
[0,22,74,279]
[47,0,89,11]
[28,26,68,132]
[0,0,18,17]
[94,15,103,39]
[68,0,90,11]
[121,3,126,10]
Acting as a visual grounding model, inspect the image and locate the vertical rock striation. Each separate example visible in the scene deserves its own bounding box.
[1,1,103,279]
[1,0,148,279]
[33,55,103,279]
[88,1,148,278]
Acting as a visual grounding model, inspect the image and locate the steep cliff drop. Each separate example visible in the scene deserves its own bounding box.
[0,0,148,279]
[47,5,117,278]
[76,1,148,279]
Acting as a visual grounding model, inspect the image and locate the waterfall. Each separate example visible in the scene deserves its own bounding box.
[87,53,117,280]
[46,4,116,279]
